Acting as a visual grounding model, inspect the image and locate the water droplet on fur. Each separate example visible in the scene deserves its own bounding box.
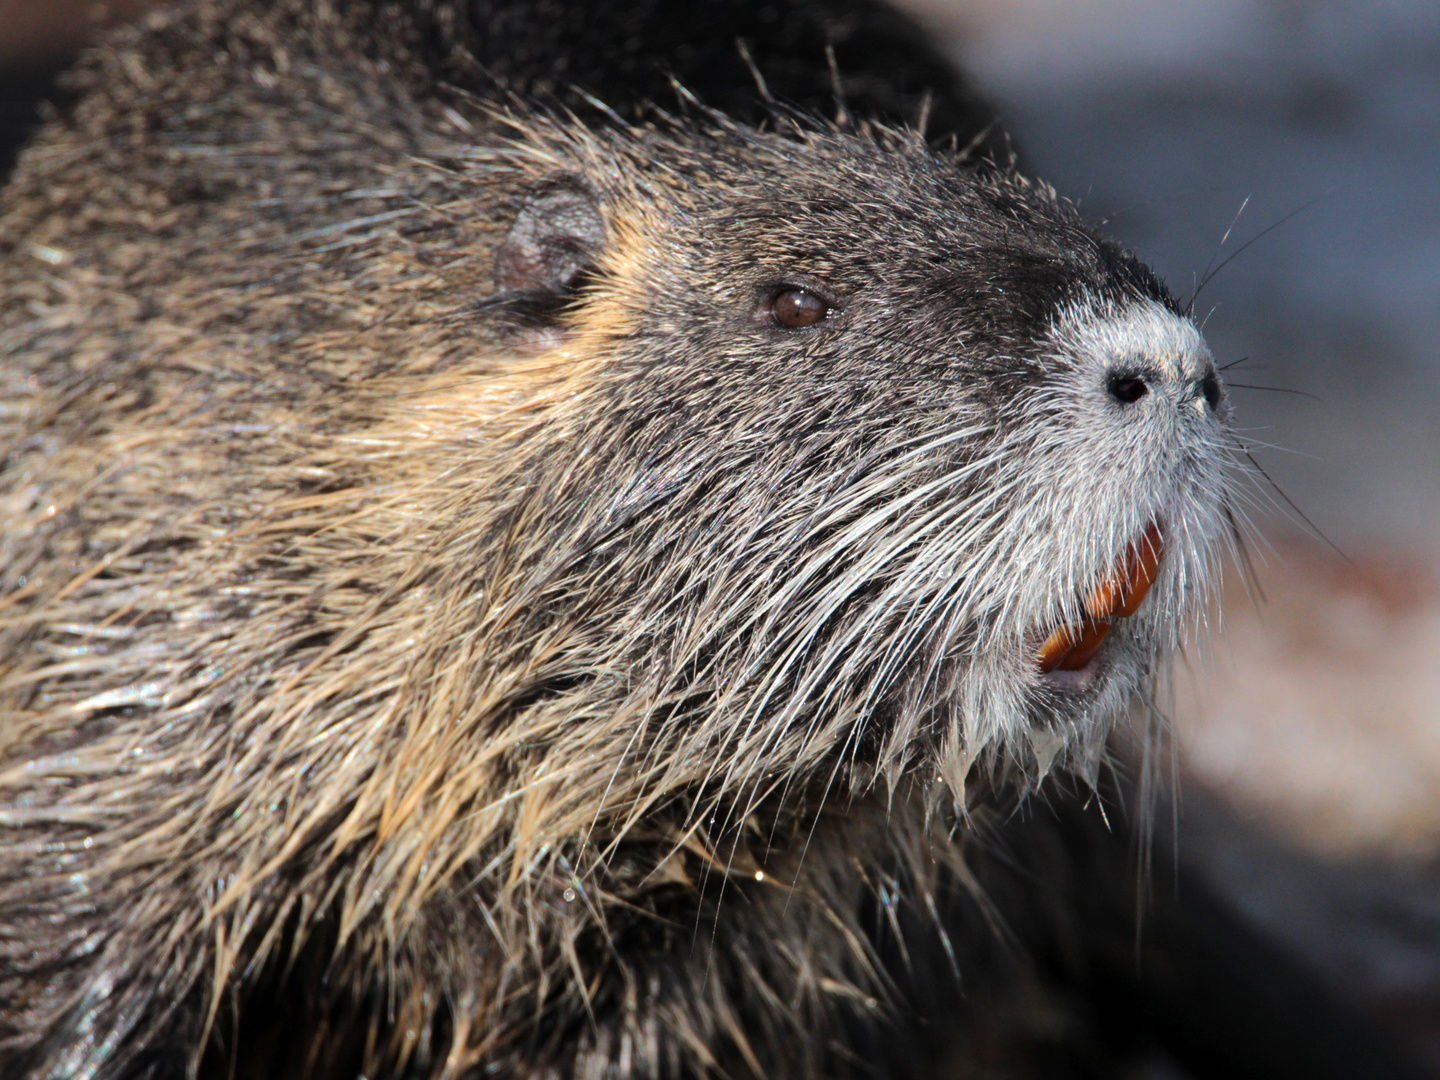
[563,887,576,903]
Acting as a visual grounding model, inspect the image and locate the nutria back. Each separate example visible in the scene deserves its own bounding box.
[0,1,1234,1077]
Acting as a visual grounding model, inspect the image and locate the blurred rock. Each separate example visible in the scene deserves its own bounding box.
[1178,539,1440,859]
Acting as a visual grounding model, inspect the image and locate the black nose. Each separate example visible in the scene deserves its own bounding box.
[1107,372,1149,404]
[1200,370,1223,411]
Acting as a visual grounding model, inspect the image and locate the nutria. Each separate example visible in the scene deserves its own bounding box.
[0,1,1235,1076]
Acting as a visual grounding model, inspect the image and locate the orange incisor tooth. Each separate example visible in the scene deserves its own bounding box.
[1086,521,1165,620]
[1038,523,1164,673]
[1057,620,1110,670]
[1036,620,1112,673]
[1036,627,1071,673]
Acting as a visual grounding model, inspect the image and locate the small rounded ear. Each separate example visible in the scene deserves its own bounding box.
[491,175,606,328]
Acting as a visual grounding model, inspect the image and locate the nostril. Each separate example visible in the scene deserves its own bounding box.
[1107,373,1149,405]
[1201,372,1222,411]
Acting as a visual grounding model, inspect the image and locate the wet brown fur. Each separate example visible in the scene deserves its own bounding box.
[0,1,1228,1077]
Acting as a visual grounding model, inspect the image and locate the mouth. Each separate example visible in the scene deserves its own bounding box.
[1035,521,1165,676]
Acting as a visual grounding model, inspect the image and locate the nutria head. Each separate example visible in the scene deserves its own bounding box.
[456,117,1232,803]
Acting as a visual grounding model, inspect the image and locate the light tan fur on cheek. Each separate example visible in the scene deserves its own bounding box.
[241,198,691,931]
[342,197,665,493]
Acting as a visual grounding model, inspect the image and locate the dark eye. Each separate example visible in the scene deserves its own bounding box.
[771,288,829,328]
[1107,373,1149,405]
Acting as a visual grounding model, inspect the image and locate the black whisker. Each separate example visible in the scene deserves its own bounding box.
[1187,192,1330,314]
[1235,441,1351,564]
[1224,383,1320,401]
[1192,195,1251,307]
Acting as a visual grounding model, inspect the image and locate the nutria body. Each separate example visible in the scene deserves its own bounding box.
[0,2,1234,1077]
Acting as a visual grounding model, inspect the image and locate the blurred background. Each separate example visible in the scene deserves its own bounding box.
[2,0,1437,1068]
